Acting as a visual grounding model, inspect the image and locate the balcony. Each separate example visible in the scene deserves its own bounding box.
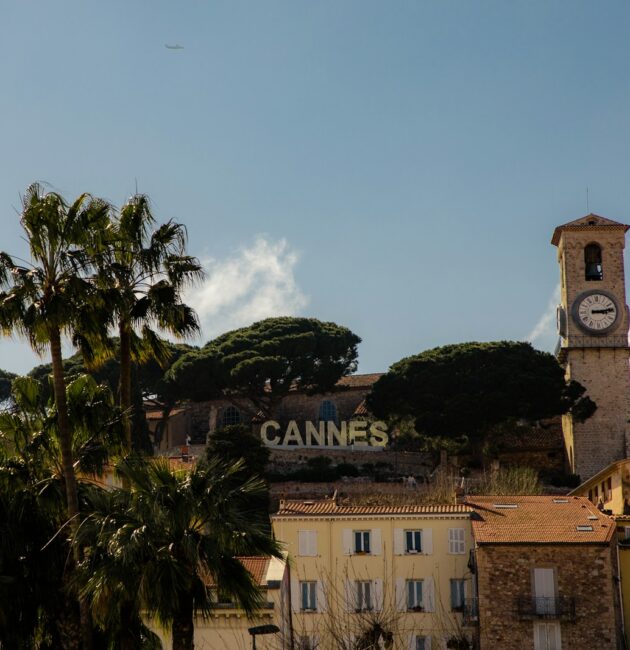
[463,598,479,625]
[515,596,576,622]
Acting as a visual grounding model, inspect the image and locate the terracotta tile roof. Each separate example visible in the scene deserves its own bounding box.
[274,498,472,517]
[551,214,629,245]
[352,399,370,416]
[145,407,186,421]
[335,373,383,389]
[203,556,271,587]
[238,557,272,586]
[467,495,614,544]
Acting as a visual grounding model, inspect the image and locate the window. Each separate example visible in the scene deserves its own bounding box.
[415,637,429,650]
[318,400,338,424]
[297,636,318,650]
[405,530,422,553]
[220,405,241,427]
[356,581,372,612]
[407,580,424,611]
[584,243,603,281]
[534,568,556,616]
[448,528,465,554]
[300,581,317,611]
[354,530,371,554]
[298,530,317,556]
[450,579,465,611]
[534,622,561,650]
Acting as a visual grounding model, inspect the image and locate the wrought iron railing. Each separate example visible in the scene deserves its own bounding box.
[515,596,576,621]
[463,598,479,625]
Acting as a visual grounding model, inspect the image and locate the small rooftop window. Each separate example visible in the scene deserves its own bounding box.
[553,499,569,504]
[587,515,599,520]
[493,504,518,509]
[577,525,594,532]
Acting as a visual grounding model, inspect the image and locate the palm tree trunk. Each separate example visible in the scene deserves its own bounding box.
[171,593,194,650]
[50,327,94,650]
[119,320,133,453]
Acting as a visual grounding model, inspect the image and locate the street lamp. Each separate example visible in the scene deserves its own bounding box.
[248,624,280,650]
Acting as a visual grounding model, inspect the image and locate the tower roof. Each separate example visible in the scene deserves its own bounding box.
[551,213,629,246]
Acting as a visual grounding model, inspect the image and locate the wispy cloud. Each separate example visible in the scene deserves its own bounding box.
[526,284,560,350]
[184,236,308,341]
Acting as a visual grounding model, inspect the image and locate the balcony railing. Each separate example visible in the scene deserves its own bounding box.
[463,598,479,625]
[515,596,576,622]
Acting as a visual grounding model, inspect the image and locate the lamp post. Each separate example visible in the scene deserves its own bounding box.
[248,624,280,650]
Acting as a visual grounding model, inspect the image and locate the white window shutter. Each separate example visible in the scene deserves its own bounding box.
[371,528,382,555]
[425,577,435,612]
[373,578,384,611]
[425,636,432,650]
[343,528,353,555]
[298,531,308,556]
[395,577,406,612]
[309,530,317,556]
[393,528,404,555]
[317,580,327,613]
[345,579,355,612]
[423,528,433,555]
[407,634,415,650]
[291,575,300,612]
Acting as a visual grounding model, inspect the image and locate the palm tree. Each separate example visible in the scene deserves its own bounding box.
[0,184,111,649]
[76,457,282,650]
[85,195,203,453]
[0,374,124,648]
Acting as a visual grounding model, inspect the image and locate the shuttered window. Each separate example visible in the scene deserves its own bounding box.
[448,528,465,554]
[298,530,317,556]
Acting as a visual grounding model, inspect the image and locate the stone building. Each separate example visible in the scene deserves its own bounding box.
[467,495,622,650]
[552,214,630,480]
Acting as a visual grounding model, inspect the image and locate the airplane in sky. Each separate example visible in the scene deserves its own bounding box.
[164,44,184,50]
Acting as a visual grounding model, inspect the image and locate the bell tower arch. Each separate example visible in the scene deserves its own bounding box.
[553,213,630,480]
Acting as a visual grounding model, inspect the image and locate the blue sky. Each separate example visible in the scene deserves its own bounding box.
[2,1,630,374]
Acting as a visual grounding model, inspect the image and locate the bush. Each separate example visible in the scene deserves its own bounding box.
[472,466,542,496]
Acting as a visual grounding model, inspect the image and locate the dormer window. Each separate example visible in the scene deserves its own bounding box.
[585,243,603,281]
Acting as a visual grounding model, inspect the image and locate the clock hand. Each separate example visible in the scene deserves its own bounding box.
[591,308,614,314]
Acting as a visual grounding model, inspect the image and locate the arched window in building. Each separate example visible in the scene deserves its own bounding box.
[584,243,603,281]
[220,405,241,427]
[318,400,338,425]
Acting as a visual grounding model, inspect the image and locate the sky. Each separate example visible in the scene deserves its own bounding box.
[2,1,630,375]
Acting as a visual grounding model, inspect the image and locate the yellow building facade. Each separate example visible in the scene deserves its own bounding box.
[570,460,630,647]
[272,498,475,650]
[149,556,290,650]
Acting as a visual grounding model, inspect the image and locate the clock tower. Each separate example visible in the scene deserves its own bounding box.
[553,214,630,480]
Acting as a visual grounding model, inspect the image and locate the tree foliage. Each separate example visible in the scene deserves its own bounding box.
[165,317,361,415]
[29,341,196,452]
[0,375,124,648]
[76,457,282,650]
[0,368,16,403]
[367,341,595,446]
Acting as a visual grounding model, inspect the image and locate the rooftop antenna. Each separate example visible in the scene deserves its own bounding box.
[586,186,590,213]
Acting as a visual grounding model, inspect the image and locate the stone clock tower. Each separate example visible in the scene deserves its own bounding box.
[553,214,630,480]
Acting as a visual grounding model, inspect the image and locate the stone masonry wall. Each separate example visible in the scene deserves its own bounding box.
[476,543,621,650]
[567,348,630,480]
[558,227,630,481]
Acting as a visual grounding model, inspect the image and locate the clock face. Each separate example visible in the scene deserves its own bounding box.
[572,291,619,334]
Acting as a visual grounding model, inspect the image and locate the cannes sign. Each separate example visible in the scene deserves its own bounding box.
[260,420,388,448]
